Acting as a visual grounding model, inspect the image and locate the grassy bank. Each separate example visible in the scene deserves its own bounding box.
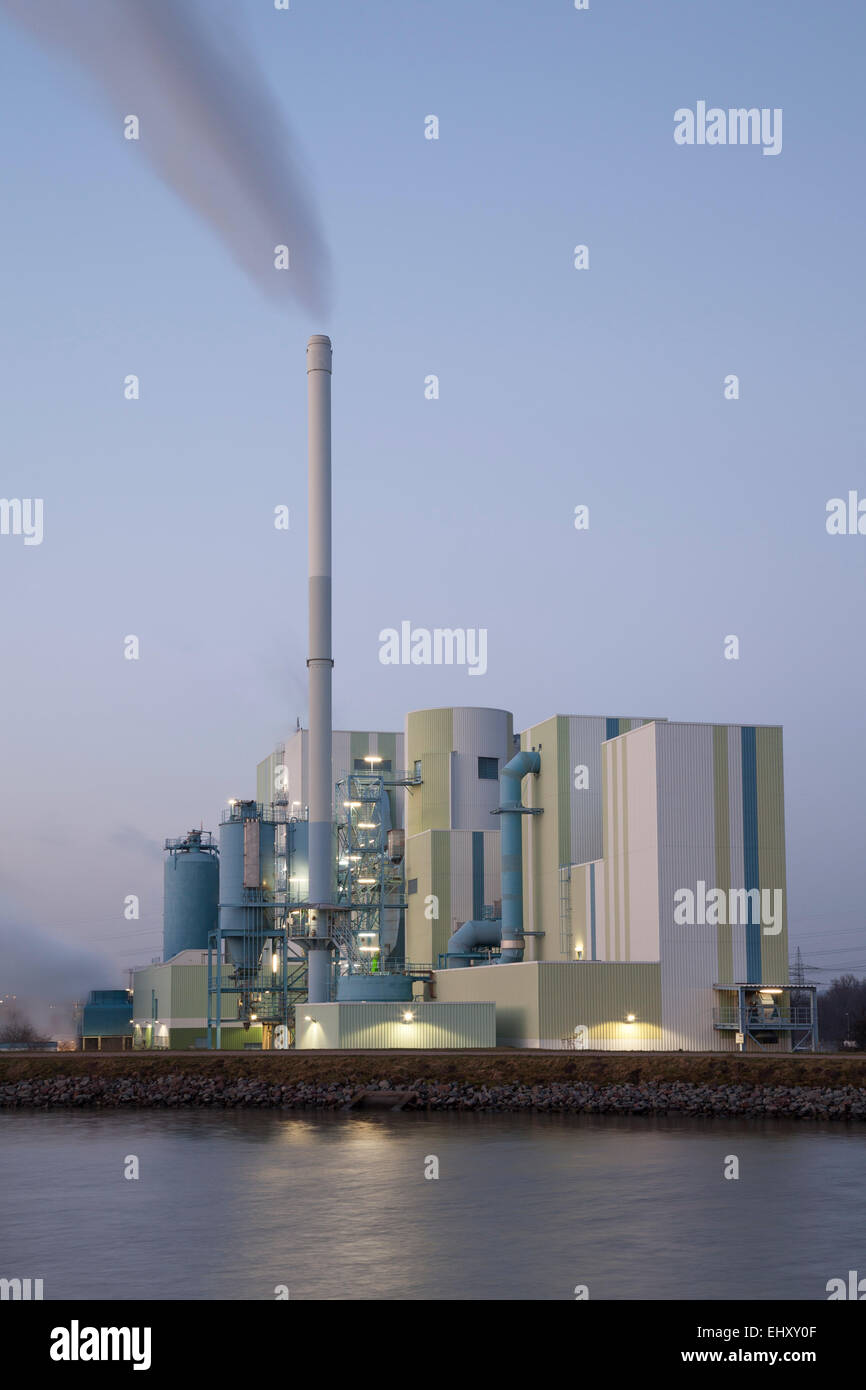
[2,1050,864,1089]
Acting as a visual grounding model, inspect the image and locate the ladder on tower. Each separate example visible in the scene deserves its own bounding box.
[559,866,572,957]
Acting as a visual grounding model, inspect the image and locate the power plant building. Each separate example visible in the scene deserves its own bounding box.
[125,338,814,1053]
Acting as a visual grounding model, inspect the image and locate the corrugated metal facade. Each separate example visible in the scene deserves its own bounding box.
[406,708,453,833]
[406,706,512,832]
[405,829,434,962]
[599,723,661,962]
[405,827,499,966]
[497,717,789,1051]
[435,960,663,1049]
[653,720,790,1052]
[295,1001,495,1049]
[405,708,511,964]
[538,961,663,1050]
[449,706,513,829]
[257,729,404,816]
[132,959,236,1043]
[520,713,661,963]
[434,962,540,1045]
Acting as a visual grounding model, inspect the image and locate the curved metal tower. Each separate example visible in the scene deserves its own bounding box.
[163,829,218,961]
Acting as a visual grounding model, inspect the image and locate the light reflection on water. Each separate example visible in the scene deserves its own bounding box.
[1,1109,862,1300]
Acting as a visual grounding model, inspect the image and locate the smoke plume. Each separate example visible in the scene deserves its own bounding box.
[0,0,330,314]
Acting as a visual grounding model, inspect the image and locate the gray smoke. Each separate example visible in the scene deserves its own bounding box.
[0,916,110,1000]
[0,0,330,314]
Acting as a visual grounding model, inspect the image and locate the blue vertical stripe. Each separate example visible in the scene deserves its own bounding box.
[741,727,761,983]
[605,717,619,741]
[471,831,484,921]
[589,862,597,961]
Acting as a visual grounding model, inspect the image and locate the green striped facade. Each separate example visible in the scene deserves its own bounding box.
[435,961,664,1049]
[518,714,662,963]
[405,826,501,966]
[406,707,453,834]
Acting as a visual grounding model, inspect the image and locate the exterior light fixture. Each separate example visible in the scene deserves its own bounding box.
[250,1013,258,1022]
[626,1013,636,1023]
[358,822,376,829]
[304,1015,317,1023]
[402,1011,414,1023]
[358,877,377,884]
[364,755,383,763]
[272,953,279,972]
[344,801,362,808]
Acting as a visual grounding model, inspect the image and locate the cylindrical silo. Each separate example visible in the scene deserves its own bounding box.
[405,707,514,832]
[218,801,276,966]
[163,829,219,961]
[336,975,413,1003]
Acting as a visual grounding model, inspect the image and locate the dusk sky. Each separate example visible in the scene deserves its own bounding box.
[0,0,863,994]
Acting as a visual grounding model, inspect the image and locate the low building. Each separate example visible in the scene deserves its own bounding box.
[295,1000,495,1050]
[132,951,263,1050]
[79,990,133,1052]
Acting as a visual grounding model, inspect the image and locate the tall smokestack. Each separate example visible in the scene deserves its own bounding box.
[305,334,334,1003]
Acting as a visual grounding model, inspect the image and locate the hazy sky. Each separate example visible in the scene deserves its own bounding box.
[0,0,863,992]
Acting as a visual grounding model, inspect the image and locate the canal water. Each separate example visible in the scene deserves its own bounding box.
[1,1109,862,1300]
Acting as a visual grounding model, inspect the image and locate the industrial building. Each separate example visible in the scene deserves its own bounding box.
[134,701,814,1053]
[79,989,133,1052]
[125,336,816,1053]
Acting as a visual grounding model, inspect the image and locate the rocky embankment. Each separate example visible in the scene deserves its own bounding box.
[1,1073,865,1119]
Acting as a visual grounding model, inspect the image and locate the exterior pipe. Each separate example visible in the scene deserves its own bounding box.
[498,750,540,963]
[305,334,334,1004]
[445,918,501,964]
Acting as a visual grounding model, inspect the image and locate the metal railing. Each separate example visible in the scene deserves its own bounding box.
[220,802,308,825]
[339,958,433,978]
[164,831,216,851]
[714,1006,814,1029]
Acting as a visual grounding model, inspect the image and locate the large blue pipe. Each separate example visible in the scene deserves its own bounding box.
[446,918,502,960]
[498,749,540,962]
[443,750,541,968]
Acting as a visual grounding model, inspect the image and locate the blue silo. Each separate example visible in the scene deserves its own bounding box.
[163,829,219,961]
[218,801,278,981]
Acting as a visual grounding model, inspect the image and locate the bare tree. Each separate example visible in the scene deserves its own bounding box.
[0,1008,51,1045]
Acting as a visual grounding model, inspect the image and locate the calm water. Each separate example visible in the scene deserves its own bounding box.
[1,1110,863,1300]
